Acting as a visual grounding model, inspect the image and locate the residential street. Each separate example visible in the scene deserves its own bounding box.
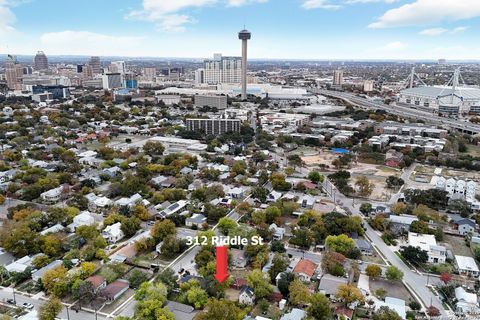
[0,288,107,320]
[322,176,451,318]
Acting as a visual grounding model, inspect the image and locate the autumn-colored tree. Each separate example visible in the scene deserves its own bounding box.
[365,264,382,279]
[335,284,364,307]
[288,278,309,306]
[440,272,453,284]
[39,297,63,320]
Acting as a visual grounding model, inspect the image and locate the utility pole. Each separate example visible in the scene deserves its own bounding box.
[12,287,16,304]
[66,305,70,320]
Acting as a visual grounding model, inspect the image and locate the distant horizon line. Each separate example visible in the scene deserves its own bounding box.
[1,53,479,63]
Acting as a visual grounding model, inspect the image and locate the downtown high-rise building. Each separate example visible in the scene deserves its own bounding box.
[102,73,122,90]
[5,55,23,90]
[201,54,242,84]
[89,56,102,75]
[110,61,126,74]
[143,67,156,81]
[333,70,344,86]
[33,51,49,70]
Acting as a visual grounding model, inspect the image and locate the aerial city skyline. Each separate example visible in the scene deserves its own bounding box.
[0,0,480,60]
[3,1,480,320]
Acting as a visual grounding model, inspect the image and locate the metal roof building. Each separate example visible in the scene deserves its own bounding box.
[399,85,480,115]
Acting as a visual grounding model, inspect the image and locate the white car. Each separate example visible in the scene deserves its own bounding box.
[22,302,34,310]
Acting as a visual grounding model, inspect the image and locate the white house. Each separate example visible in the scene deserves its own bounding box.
[269,223,286,240]
[102,222,125,243]
[239,286,255,305]
[407,232,446,264]
[267,191,282,203]
[454,287,479,314]
[226,187,244,199]
[86,193,113,212]
[40,186,64,203]
[68,211,96,232]
[115,193,142,208]
[297,195,315,209]
[455,255,480,277]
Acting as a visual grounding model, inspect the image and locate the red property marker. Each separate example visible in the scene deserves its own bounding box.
[214,246,229,284]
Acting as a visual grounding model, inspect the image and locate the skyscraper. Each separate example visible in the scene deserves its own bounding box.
[102,73,122,90]
[33,51,49,70]
[333,70,344,86]
[203,54,242,84]
[5,55,23,90]
[238,29,251,100]
[89,56,102,75]
[110,61,126,74]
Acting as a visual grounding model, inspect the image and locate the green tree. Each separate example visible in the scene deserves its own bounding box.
[399,246,429,267]
[372,306,402,320]
[308,171,324,184]
[161,235,181,258]
[288,278,309,306]
[277,272,295,296]
[143,141,165,158]
[251,186,268,203]
[217,217,237,235]
[128,269,150,289]
[39,297,63,320]
[307,293,332,320]
[246,269,273,300]
[151,219,176,241]
[268,253,289,283]
[360,203,373,215]
[196,299,245,320]
[385,266,404,281]
[325,234,356,256]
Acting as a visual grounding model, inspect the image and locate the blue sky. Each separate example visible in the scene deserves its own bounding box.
[1,0,480,60]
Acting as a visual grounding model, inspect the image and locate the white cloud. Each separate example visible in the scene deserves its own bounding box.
[346,0,397,3]
[383,41,408,50]
[369,0,480,28]
[451,26,469,33]
[419,27,448,36]
[418,26,469,36]
[227,0,268,7]
[128,0,267,32]
[0,0,16,34]
[39,31,145,56]
[302,0,342,10]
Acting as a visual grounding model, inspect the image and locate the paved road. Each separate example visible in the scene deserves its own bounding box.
[0,289,107,320]
[113,189,255,318]
[311,89,480,134]
[322,178,451,318]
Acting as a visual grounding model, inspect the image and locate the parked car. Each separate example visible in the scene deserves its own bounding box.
[22,302,34,310]
[6,299,16,305]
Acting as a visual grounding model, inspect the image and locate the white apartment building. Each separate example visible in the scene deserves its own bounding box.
[407,232,446,264]
[435,177,477,201]
[201,54,242,84]
[194,95,228,109]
